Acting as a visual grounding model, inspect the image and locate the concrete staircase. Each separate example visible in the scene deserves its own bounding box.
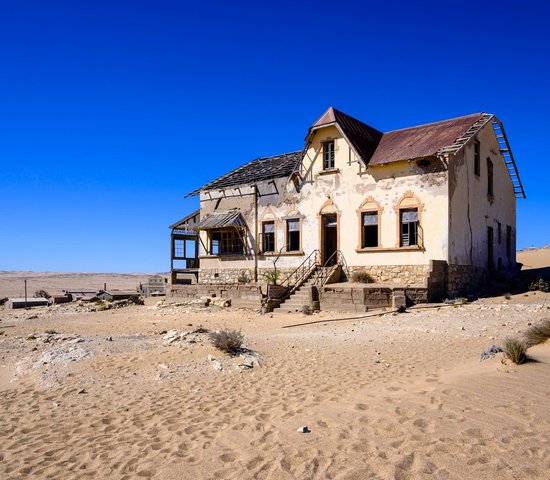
[275,266,338,313]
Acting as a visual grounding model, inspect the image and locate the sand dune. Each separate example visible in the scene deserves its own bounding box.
[1,290,550,479]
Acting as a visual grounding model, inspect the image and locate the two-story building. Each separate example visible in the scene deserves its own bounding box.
[170,107,524,305]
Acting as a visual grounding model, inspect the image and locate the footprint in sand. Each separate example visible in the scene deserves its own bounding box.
[219,452,237,463]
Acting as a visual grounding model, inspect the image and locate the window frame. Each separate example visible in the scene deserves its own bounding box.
[356,197,383,251]
[286,218,301,252]
[208,228,245,256]
[361,211,380,248]
[487,157,494,197]
[399,208,419,247]
[474,139,481,176]
[323,140,335,170]
[394,192,424,249]
[260,220,276,253]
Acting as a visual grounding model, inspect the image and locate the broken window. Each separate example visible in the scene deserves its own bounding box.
[261,221,275,253]
[323,141,335,170]
[487,158,494,196]
[400,208,418,247]
[474,140,480,176]
[209,229,244,255]
[361,212,379,248]
[286,219,300,252]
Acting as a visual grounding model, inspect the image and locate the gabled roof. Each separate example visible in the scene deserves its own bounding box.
[369,113,487,165]
[309,107,383,164]
[185,151,301,197]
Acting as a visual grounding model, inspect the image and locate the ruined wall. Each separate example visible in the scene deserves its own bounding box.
[448,123,517,270]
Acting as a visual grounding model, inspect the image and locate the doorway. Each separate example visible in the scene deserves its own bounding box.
[321,214,338,265]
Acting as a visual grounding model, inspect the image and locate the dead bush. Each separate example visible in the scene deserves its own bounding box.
[351,271,374,284]
[209,328,244,356]
[524,318,550,347]
[34,289,50,299]
[502,337,528,365]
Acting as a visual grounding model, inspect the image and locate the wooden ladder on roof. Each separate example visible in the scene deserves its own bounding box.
[437,113,494,155]
[490,119,526,199]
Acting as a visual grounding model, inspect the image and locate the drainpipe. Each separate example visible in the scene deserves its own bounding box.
[254,184,259,282]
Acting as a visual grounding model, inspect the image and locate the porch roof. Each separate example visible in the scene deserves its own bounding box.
[193,211,247,230]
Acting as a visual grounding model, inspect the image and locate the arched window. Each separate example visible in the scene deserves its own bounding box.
[356,197,383,249]
[395,192,424,248]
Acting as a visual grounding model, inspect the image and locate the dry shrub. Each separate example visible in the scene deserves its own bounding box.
[209,328,244,356]
[351,271,374,284]
[34,289,50,299]
[529,277,549,292]
[502,337,528,365]
[524,318,550,347]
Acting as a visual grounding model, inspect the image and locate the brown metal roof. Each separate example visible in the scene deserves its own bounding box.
[309,107,383,164]
[369,113,485,165]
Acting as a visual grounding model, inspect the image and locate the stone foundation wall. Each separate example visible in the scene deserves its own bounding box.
[199,268,296,285]
[318,285,428,312]
[447,264,487,297]
[347,264,430,286]
[166,284,263,308]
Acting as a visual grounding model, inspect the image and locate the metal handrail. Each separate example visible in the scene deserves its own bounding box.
[313,250,349,286]
[279,249,320,291]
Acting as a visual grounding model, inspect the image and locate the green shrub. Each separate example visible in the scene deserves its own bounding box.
[351,271,374,283]
[261,269,281,285]
[502,337,528,365]
[524,318,550,347]
[209,329,244,356]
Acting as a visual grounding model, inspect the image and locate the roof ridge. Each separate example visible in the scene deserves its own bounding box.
[384,112,486,134]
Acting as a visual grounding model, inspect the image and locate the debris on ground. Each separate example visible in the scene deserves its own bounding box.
[479,344,503,361]
[529,277,549,293]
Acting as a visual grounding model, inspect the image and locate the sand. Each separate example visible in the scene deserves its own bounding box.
[1,250,550,479]
[0,272,162,298]
[1,291,549,480]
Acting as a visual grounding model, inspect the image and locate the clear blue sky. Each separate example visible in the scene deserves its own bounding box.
[1,0,549,272]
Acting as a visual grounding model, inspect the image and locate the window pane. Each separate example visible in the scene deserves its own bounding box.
[362,225,378,248]
[401,209,418,222]
[287,219,300,232]
[362,212,378,225]
[263,222,274,233]
[287,231,300,251]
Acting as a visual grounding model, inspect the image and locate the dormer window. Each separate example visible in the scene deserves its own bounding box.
[323,141,335,169]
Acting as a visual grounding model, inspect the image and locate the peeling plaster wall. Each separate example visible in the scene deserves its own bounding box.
[294,126,449,267]
[448,123,516,270]
[197,125,450,282]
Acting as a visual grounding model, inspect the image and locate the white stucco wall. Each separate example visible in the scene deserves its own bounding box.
[448,123,516,269]
[198,124,450,274]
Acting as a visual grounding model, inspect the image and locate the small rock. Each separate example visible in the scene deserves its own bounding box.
[297,426,310,433]
[208,354,216,362]
[211,360,223,371]
[77,388,87,394]
[106,336,113,341]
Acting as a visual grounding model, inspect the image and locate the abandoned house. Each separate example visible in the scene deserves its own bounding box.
[168,107,525,310]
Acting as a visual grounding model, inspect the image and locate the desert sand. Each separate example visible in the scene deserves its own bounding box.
[0,272,161,298]
[1,255,550,479]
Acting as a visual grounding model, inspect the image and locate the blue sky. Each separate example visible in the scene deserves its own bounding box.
[1,0,549,272]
